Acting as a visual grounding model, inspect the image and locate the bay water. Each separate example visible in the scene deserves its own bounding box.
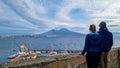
[0,35,119,63]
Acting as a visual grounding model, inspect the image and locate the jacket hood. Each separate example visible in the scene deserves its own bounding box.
[99,27,109,35]
[99,21,106,28]
[88,32,100,41]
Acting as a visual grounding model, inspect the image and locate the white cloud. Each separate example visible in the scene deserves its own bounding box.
[0,2,4,15]
[55,0,89,22]
[50,20,90,33]
[2,0,54,28]
[1,0,120,35]
[91,0,120,20]
[0,18,40,30]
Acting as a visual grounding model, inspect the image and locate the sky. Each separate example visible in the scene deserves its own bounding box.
[0,0,120,35]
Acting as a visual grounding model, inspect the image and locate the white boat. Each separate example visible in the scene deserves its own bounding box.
[60,50,68,55]
[8,44,29,59]
[48,51,58,56]
[8,54,18,59]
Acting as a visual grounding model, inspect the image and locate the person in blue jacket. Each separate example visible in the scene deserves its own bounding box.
[98,21,113,68]
[82,24,102,68]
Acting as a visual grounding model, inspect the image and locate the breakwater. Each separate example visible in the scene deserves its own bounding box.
[0,47,120,68]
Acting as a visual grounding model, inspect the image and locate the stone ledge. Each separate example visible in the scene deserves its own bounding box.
[0,53,85,68]
[0,48,120,68]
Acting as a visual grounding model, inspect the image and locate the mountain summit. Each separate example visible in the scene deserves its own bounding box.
[42,28,84,36]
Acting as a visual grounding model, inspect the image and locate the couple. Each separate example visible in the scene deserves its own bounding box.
[82,21,113,68]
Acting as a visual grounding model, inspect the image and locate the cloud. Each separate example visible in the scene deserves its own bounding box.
[51,20,90,33]
[91,0,120,21]
[1,0,120,35]
[1,0,53,28]
[108,25,120,27]
[55,0,89,22]
[0,18,40,30]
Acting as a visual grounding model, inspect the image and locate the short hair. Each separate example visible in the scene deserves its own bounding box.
[89,24,96,32]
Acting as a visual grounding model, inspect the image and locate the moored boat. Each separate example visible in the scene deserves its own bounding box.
[8,54,18,59]
[8,44,37,62]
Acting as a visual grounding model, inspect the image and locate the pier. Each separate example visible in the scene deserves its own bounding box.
[33,50,81,54]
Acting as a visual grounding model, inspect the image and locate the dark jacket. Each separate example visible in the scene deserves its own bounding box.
[82,32,102,55]
[98,28,113,52]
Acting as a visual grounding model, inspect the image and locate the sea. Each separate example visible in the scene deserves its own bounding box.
[0,35,120,63]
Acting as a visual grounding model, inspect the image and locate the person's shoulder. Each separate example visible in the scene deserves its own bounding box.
[86,33,92,38]
[98,30,100,33]
[109,31,112,34]
[86,33,90,37]
[87,32,99,37]
[87,32,93,35]
[108,31,113,35]
[96,32,102,37]
[98,33,102,38]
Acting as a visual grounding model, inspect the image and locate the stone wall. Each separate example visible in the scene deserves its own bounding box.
[0,48,120,68]
[46,48,120,68]
[47,56,86,68]
[107,48,120,68]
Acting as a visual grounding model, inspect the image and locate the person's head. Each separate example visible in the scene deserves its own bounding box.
[99,21,106,28]
[89,24,96,32]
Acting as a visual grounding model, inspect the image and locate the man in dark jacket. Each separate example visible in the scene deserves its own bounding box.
[98,21,113,68]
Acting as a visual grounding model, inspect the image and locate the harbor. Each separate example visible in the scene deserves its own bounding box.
[0,47,120,68]
[7,44,81,62]
[0,35,85,64]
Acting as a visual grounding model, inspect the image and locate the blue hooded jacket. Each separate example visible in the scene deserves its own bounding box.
[82,32,102,55]
[98,28,113,52]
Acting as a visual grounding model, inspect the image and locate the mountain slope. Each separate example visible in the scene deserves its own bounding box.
[42,28,85,36]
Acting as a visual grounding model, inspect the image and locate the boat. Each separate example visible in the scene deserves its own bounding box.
[8,44,37,62]
[48,51,58,56]
[59,50,68,56]
[37,52,49,57]
[11,56,23,62]
[8,54,18,59]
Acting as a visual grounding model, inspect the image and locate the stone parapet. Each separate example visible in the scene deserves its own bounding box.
[0,48,120,68]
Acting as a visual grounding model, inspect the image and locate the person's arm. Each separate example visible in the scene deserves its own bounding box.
[81,35,89,55]
[110,33,113,47]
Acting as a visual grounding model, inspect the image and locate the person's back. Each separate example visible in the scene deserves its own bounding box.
[98,27,113,52]
[82,24,102,68]
[82,32,102,54]
[98,21,113,68]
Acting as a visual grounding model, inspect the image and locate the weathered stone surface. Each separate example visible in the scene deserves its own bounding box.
[0,48,120,68]
[47,55,86,68]
[47,48,120,68]
[107,48,119,68]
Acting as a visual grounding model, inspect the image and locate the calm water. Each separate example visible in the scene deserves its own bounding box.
[0,35,119,63]
[0,36,85,63]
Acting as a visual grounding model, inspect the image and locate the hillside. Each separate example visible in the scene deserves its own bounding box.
[41,28,85,37]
